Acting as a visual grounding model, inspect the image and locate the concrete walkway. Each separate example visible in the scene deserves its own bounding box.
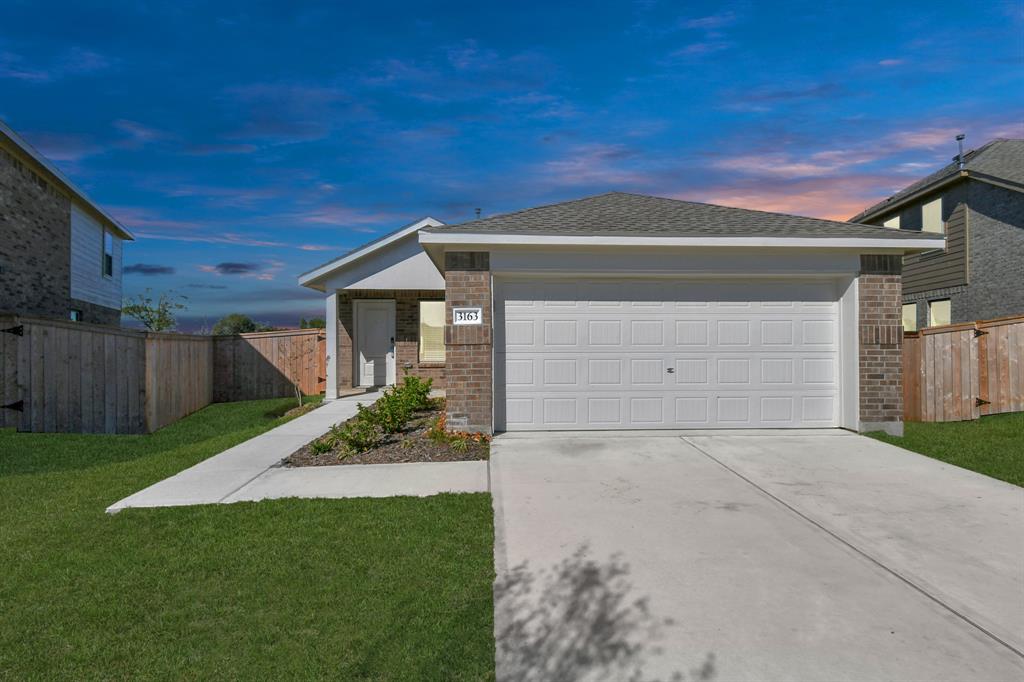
[106,393,380,512]
[223,461,488,502]
[490,431,1024,682]
[107,390,488,512]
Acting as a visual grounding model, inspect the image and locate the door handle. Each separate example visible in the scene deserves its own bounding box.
[666,367,675,374]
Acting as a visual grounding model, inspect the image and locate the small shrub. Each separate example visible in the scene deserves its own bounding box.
[449,437,469,453]
[399,373,433,411]
[309,437,334,456]
[373,387,413,434]
[337,403,385,453]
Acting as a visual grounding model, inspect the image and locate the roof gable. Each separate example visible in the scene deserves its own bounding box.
[298,216,444,290]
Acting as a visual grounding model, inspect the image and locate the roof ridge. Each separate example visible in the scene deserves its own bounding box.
[428,191,623,231]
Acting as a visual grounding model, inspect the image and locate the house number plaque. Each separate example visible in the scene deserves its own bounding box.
[453,307,483,325]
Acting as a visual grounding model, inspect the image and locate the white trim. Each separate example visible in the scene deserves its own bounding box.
[353,299,396,387]
[325,291,339,400]
[419,232,946,252]
[0,119,134,240]
[840,276,859,431]
[299,217,444,287]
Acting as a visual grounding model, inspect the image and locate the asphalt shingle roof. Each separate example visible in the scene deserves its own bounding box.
[851,139,1024,222]
[422,192,938,240]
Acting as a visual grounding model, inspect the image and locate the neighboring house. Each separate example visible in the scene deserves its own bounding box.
[0,119,134,326]
[850,138,1024,332]
[301,192,942,436]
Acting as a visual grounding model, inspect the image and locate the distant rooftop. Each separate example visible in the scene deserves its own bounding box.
[851,138,1024,222]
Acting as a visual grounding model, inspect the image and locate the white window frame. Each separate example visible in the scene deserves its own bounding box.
[418,300,446,363]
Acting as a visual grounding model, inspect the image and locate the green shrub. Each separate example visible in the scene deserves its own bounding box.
[399,374,433,411]
[337,404,385,453]
[372,388,413,434]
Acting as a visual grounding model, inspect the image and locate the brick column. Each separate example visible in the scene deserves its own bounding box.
[859,255,904,436]
[444,252,492,434]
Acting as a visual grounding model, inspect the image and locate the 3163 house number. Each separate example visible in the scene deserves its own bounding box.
[453,307,482,325]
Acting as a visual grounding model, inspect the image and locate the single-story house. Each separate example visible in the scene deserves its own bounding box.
[299,192,944,436]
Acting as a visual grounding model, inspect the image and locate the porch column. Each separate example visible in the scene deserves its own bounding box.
[858,255,903,435]
[444,252,492,434]
[325,290,339,400]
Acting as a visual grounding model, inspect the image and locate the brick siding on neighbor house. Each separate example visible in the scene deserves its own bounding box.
[443,252,492,434]
[859,255,904,435]
[0,146,120,326]
[965,181,1024,321]
[334,289,445,391]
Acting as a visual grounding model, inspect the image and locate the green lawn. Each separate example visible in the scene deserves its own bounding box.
[0,398,495,680]
[869,411,1024,487]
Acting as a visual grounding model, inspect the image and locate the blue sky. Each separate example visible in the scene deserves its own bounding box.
[2,0,1021,330]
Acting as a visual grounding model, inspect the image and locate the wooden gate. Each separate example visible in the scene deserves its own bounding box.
[903,315,1024,422]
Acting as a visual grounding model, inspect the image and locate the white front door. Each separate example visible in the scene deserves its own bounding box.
[355,300,396,387]
[496,278,841,430]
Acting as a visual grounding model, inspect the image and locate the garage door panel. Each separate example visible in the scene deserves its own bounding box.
[499,278,840,430]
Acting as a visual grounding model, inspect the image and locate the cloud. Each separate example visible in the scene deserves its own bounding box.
[674,174,907,222]
[298,244,334,251]
[221,82,358,143]
[669,41,733,57]
[124,263,176,276]
[539,144,651,187]
[19,131,102,161]
[185,283,229,290]
[0,46,112,82]
[680,11,737,30]
[113,119,165,148]
[360,42,554,104]
[198,259,286,281]
[199,262,262,275]
[181,143,259,156]
[295,205,405,228]
[878,58,904,67]
[712,148,878,178]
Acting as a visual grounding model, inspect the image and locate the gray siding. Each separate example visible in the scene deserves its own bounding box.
[69,203,123,311]
[898,183,969,295]
[966,181,1024,320]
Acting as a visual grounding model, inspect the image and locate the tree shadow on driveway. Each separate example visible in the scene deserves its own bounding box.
[494,544,716,681]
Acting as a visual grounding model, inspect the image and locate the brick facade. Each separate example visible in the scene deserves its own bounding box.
[443,252,492,434]
[334,289,446,391]
[858,255,904,435]
[0,146,120,326]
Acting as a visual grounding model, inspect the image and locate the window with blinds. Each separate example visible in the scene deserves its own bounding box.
[419,300,445,363]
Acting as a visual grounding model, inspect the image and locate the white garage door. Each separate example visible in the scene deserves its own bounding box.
[496,279,841,430]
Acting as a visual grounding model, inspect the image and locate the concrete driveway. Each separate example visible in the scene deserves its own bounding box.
[490,430,1024,682]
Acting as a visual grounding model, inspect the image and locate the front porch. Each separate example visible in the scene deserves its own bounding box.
[329,288,446,396]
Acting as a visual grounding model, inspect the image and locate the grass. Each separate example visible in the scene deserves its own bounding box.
[0,397,495,680]
[868,411,1024,487]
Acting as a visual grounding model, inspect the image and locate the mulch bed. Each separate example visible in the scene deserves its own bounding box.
[285,403,489,467]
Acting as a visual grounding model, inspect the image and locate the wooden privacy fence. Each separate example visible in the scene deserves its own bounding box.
[0,315,326,434]
[903,315,1024,422]
[213,329,325,402]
